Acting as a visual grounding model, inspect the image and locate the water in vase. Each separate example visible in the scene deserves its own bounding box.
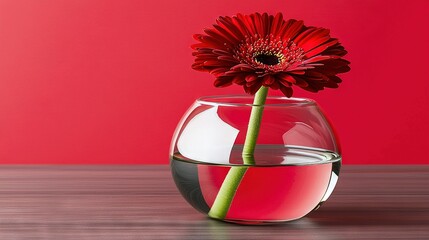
[170,145,341,223]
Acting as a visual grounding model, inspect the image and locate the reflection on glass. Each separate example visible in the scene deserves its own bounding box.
[177,106,239,164]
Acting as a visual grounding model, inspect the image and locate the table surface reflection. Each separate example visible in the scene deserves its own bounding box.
[0,165,428,239]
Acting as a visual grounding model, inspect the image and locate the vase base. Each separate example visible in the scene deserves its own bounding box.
[209,216,302,225]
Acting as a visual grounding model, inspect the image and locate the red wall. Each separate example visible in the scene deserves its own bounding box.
[0,0,428,164]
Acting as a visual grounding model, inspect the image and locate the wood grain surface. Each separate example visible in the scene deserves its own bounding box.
[0,165,428,240]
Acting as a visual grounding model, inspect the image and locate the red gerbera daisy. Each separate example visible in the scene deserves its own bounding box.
[191,12,350,97]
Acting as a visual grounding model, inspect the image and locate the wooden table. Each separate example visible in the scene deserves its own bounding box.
[0,165,428,239]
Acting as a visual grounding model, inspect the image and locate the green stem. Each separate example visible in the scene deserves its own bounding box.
[207,167,247,219]
[208,86,269,220]
[242,86,269,164]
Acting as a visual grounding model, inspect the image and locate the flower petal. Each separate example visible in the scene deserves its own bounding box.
[230,64,255,71]
[270,12,284,36]
[214,76,233,87]
[245,74,258,82]
[279,86,293,97]
[279,19,304,40]
[304,39,339,58]
[213,20,241,43]
[251,13,265,37]
[204,28,235,46]
[263,74,275,85]
[218,55,238,63]
[209,68,229,76]
[232,75,246,85]
[302,55,332,64]
[244,81,263,94]
[296,28,331,52]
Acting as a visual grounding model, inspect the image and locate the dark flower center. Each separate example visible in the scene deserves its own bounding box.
[234,35,304,72]
[254,53,280,66]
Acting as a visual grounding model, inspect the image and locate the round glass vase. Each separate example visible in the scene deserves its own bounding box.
[170,95,341,225]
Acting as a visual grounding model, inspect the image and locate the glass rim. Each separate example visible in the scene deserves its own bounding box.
[196,95,316,107]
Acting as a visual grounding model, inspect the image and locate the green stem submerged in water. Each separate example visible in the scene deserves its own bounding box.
[208,86,269,219]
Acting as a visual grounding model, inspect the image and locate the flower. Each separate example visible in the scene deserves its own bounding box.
[192,12,350,97]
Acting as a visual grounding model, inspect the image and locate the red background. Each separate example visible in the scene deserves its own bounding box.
[0,0,428,164]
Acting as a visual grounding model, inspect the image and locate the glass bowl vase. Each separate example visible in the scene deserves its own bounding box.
[170,95,341,225]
